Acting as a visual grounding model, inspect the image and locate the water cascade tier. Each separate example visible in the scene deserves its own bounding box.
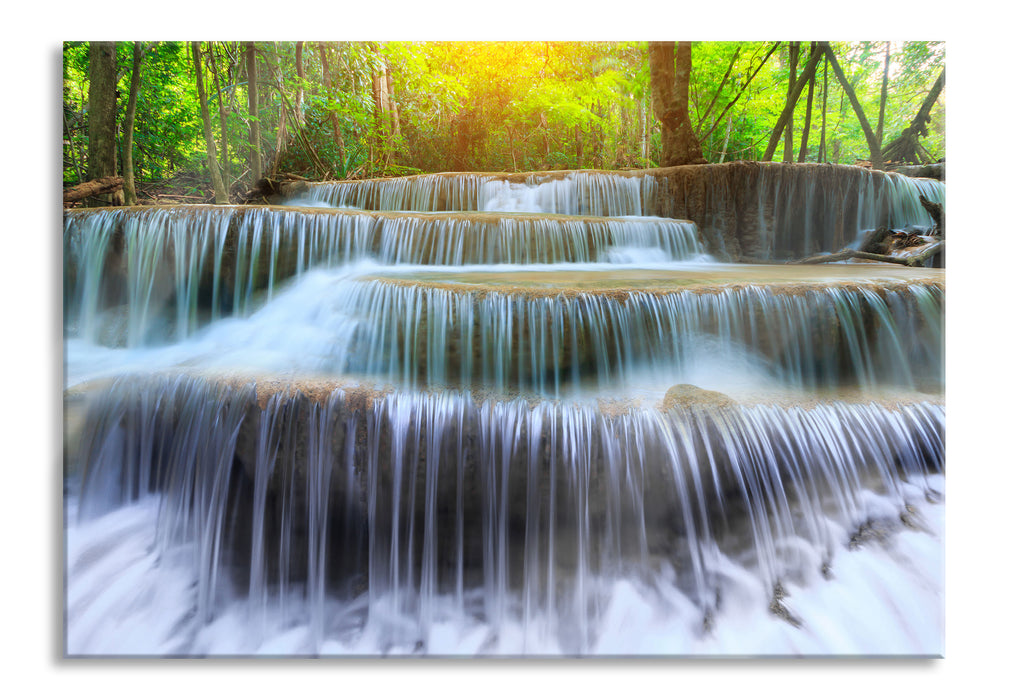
[64,205,705,346]
[67,372,943,655]
[340,266,943,394]
[288,162,945,260]
[64,162,945,656]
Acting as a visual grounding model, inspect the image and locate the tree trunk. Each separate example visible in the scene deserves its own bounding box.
[318,43,347,170]
[875,42,890,147]
[506,125,518,171]
[208,43,231,194]
[881,68,945,164]
[818,57,828,162]
[370,44,389,173]
[591,104,602,168]
[698,45,740,128]
[63,107,84,184]
[386,65,400,138]
[798,41,817,163]
[824,45,882,168]
[909,68,945,134]
[192,42,228,203]
[268,42,288,176]
[295,41,305,125]
[698,42,779,143]
[385,63,401,167]
[245,42,262,183]
[719,113,732,163]
[574,125,583,169]
[784,42,799,162]
[789,240,943,267]
[649,41,706,167]
[86,41,120,206]
[64,176,124,205]
[122,42,143,206]
[639,98,650,166]
[762,43,825,161]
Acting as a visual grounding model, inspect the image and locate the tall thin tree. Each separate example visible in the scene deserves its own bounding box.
[698,42,780,143]
[875,42,891,148]
[192,42,228,203]
[798,41,818,162]
[208,42,231,195]
[295,41,305,125]
[762,43,825,161]
[122,42,144,206]
[783,42,800,162]
[818,56,828,161]
[318,43,347,171]
[246,42,262,183]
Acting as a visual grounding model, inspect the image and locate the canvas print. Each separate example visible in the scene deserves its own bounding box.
[62,40,945,656]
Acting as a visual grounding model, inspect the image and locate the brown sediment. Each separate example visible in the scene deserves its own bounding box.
[64,202,673,225]
[360,264,944,301]
[64,368,944,417]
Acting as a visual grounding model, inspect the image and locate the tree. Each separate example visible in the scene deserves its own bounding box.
[295,41,305,124]
[192,42,228,203]
[797,42,817,162]
[649,41,706,166]
[86,41,120,204]
[762,43,825,162]
[875,42,891,147]
[246,42,263,182]
[317,43,348,171]
[207,43,232,194]
[61,40,944,196]
[122,42,144,206]
[818,55,829,162]
[783,42,799,162]
[695,42,780,148]
[824,45,882,168]
[880,67,945,164]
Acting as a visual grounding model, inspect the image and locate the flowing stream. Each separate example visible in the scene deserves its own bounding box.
[63,165,945,656]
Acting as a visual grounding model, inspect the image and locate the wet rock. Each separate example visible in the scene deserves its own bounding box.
[660,384,737,412]
[847,518,899,550]
[769,582,802,628]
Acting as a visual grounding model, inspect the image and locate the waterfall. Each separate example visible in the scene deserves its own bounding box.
[295,164,945,258]
[67,374,943,655]
[64,162,945,656]
[328,275,943,394]
[297,173,492,211]
[64,206,707,347]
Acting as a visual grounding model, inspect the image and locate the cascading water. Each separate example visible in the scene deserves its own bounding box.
[296,164,945,258]
[64,206,707,348]
[64,163,945,656]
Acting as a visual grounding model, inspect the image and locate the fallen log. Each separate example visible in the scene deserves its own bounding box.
[233,174,310,204]
[63,176,124,205]
[893,163,944,181]
[788,240,944,267]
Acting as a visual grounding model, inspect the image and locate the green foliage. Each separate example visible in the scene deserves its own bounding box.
[63,40,946,194]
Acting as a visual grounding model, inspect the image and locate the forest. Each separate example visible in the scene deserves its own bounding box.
[62,40,945,205]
